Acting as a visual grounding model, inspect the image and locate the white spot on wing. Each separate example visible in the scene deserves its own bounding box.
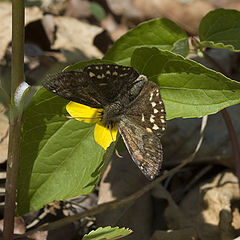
[149,92,153,101]
[146,127,153,133]
[151,102,156,107]
[141,113,145,122]
[154,109,158,114]
[160,119,166,123]
[89,72,95,77]
[153,124,159,130]
[99,83,107,86]
[150,114,155,123]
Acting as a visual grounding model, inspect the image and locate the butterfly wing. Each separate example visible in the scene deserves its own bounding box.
[42,64,139,108]
[83,64,139,104]
[118,118,163,180]
[117,81,166,180]
[42,70,103,108]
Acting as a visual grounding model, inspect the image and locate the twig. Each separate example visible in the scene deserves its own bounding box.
[221,109,240,186]
[15,116,208,238]
[3,1,25,239]
[203,51,240,187]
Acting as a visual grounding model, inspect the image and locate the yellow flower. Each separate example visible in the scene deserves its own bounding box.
[66,102,118,150]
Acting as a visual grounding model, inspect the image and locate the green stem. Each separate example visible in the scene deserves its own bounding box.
[3,1,25,239]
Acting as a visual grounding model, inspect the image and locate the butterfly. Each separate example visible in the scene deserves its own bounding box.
[42,64,166,180]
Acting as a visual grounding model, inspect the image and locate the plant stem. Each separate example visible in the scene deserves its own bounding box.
[203,51,240,186]
[3,116,22,240]
[221,109,240,183]
[3,1,25,239]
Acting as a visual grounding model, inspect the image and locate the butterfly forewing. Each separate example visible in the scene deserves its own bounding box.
[83,64,139,104]
[42,71,103,108]
[42,64,140,108]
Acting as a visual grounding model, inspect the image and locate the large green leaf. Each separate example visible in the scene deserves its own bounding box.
[199,8,240,51]
[104,18,189,66]
[82,226,132,240]
[17,88,106,215]
[131,47,240,119]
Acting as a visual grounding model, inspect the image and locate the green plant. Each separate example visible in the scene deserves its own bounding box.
[3,6,240,240]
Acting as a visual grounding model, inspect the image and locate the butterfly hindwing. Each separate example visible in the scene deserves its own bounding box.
[118,82,166,180]
[118,117,163,180]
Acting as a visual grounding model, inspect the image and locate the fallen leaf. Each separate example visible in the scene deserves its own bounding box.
[0,3,42,61]
[180,171,240,240]
[0,105,8,163]
[52,16,103,59]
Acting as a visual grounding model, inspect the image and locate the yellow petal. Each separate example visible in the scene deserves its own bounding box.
[66,101,102,124]
[94,122,118,150]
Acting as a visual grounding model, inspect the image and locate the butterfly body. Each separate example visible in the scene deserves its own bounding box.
[42,64,166,180]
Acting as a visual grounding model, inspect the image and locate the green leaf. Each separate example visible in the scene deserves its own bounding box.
[17,88,106,215]
[82,226,132,240]
[131,47,240,119]
[89,2,106,21]
[104,18,189,66]
[199,8,240,51]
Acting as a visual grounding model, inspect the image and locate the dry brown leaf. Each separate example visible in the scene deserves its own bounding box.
[41,0,68,15]
[0,3,42,61]
[65,0,91,19]
[180,171,240,240]
[107,0,143,20]
[0,105,8,163]
[225,2,240,10]
[133,0,214,34]
[52,16,103,59]
[101,14,128,41]
[0,217,26,234]
[28,231,48,240]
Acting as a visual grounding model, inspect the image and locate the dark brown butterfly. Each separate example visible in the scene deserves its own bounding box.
[42,64,166,180]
